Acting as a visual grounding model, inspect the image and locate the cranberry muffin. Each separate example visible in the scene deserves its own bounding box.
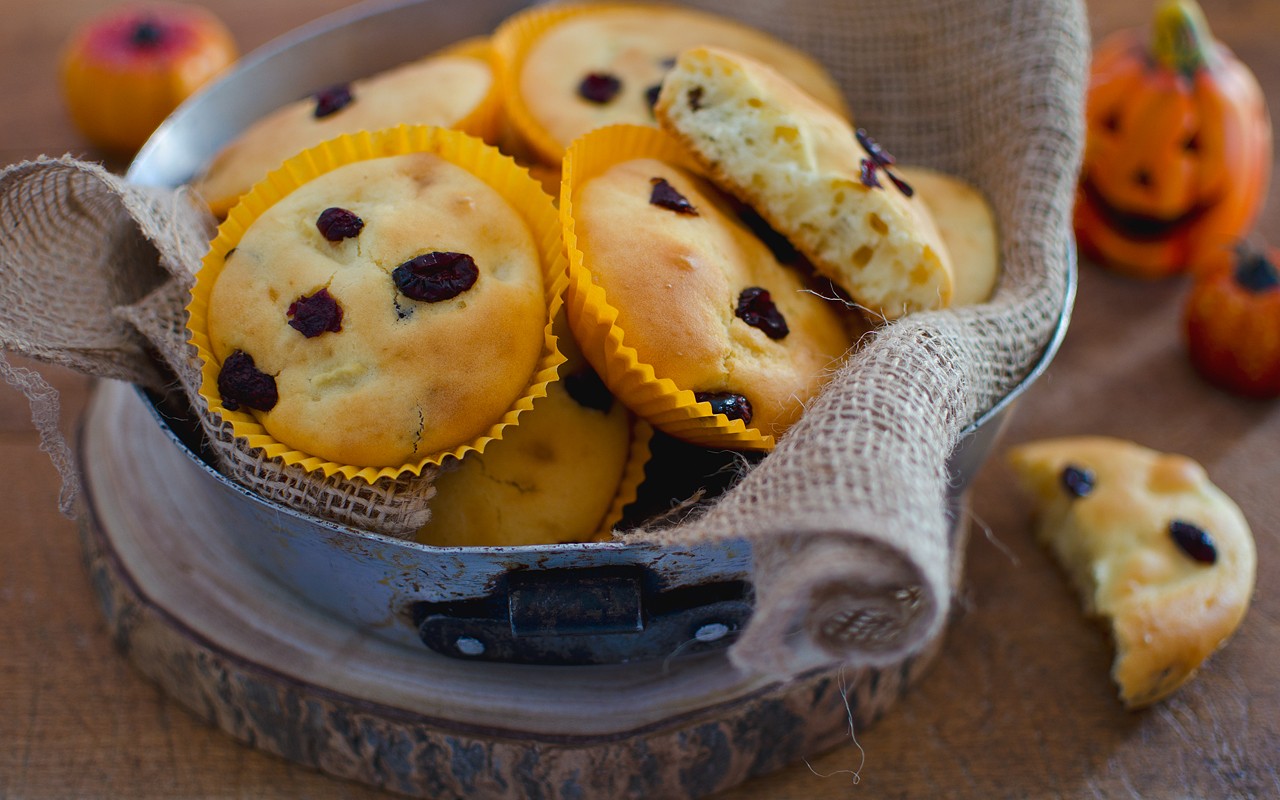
[496,3,850,165]
[656,47,954,319]
[1009,436,1257,708]
[897,166,1001,306]
[204,150,547,467]
[568,146,851,441]
[196,43,498,216]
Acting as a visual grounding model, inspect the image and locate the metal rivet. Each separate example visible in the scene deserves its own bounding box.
[455,636,485,656]
[694,622,729,643]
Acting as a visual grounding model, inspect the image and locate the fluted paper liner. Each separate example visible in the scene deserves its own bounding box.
[0,0,1086,675]
[562,124,776,450]
[492,1,612,166]
[188,125,568,483]
[441,37,505,148]
[596,416,654,538]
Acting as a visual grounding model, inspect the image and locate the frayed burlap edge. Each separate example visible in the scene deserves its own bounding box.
[0,157,438,536]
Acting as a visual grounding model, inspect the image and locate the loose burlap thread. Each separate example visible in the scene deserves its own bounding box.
[0,0,1087,677]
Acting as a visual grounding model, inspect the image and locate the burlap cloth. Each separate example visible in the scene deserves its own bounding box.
[0,0,1087,677]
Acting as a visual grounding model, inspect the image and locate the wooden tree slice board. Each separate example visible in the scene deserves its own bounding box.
[76,379,945,799]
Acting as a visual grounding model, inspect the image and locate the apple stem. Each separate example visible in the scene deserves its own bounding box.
[1234,245,1280,293]
[130,19,163,48]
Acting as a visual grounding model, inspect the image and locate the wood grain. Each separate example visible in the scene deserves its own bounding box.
[2,0,1279,798]
[73,378,952,797]
[73,380,944,799]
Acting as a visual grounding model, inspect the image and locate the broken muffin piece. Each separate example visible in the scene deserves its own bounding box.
[655,46,954,319]
[1008,436,1257,708]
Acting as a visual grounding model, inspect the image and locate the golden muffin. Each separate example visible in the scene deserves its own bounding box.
[495,3,850,165]
[204,150,547,467]
[897,166,1000,306]
[195,42,498,216]
[1009,436,1257,708]
[415,371,645,547]
[568,146,851,442]
[656,46,954,319]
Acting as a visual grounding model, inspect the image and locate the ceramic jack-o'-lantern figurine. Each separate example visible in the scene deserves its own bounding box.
[1075,0,1272,278]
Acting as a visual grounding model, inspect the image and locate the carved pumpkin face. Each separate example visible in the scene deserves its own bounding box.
[1075,0,1271,278]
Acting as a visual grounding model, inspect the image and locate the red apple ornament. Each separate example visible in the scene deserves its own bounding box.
[60,3,238,153]
[1184,243,1280,398]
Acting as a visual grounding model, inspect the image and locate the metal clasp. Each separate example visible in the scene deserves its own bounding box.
[411,567,751,665]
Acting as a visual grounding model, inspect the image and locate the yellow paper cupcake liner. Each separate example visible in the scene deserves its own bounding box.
[595,415,654,540]
[445,37,505,147]
[188,124,569,483]
[493,2,654,167]
[561,124,775,450]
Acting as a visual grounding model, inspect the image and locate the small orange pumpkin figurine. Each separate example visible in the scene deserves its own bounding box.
[1075,0,1272,278]
[1184,243,1280,398]
[60,3,238,154]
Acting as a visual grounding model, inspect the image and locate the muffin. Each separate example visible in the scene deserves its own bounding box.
[1008,437,1256,708]
[495,3,850,165]
[415,369,650,547]
[191,126,566,477]
[195,40,500,216]
[563,125,851,446]
[656,46,954,319]
[898,166,1001,306]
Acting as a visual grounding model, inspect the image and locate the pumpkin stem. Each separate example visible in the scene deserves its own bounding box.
[1151,0,1216,77]
[1234,245,1280,293]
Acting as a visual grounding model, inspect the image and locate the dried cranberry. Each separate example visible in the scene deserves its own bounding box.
[885,170,915,197]
[217,350,278,412]
[650,178,698,216]
[392,251,479,302]
[564,368,613,413]
[287,288,343,338]
[313,84,354,119]
[1060,465,1095,498]
[1169,520,1217,565]
[735,287,789,340]
[687,86,704,111]
[858,157,914,197]
[855,129,914,197]
[315,207,364,242]
[578,72,622,104]
[695,391,753,424]
[859,158,883,190]
[856,129,896,167]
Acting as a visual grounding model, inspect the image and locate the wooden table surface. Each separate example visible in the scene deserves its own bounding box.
[2,1,1278,798]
